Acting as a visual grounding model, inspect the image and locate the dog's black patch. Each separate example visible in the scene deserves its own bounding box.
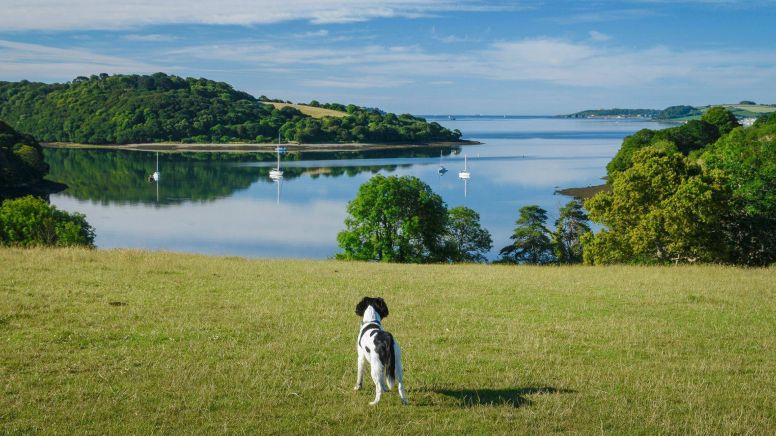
[359,323,381,345]
[373,331,396,383]
[365,346,370,353]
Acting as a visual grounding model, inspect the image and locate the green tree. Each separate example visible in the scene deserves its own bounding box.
[0,195,95,247]
[0,121,49,187]
[442,206,493,263]
[701,106,741,136]
[701,120,776,265]
[584,146,731,264]
[336,175,447,263]
[553,200,591,263]
[499,205,554,264]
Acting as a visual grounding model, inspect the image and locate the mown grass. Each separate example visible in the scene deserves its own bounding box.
[1,248,775,435]
[266,102,347,119]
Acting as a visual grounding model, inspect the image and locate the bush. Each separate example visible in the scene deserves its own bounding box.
[0,196,95,247]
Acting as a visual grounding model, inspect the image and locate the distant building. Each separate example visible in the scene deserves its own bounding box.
[740,117,757,127]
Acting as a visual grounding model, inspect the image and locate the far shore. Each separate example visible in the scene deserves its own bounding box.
[41,139,480,153]
[555,183,610,199]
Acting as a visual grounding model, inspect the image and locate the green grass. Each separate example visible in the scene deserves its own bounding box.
[267,102,348,119]
[2,248,775,434]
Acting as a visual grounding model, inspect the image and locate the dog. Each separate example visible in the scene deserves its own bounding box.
[353,297,408,405]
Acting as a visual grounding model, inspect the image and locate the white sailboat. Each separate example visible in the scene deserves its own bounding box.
[438,150,448,175]
[458,154,471,197]
[269,133,284,180]
[458,154,471,180]
[151,152,160,182]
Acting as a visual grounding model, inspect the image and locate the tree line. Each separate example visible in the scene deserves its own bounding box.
[0,73,461,145]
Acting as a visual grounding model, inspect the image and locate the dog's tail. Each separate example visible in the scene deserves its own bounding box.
[374,331,396,388]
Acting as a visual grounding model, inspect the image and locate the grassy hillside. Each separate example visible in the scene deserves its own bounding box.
[267,102,347,119]
[1,248,775,434]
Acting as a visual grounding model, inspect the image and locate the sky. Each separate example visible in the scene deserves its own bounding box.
[1,0,775,114]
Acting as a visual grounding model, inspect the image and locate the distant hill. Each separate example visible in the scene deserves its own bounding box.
[0,73,461,145]
[562,102,776,121]
[563,108,660,119]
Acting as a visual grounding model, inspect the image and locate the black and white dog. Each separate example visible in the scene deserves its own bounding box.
[354,297,408,405]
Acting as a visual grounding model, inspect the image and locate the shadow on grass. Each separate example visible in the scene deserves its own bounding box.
[436,387,575,408]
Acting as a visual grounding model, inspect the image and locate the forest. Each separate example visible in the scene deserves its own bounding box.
[0,73,461,145]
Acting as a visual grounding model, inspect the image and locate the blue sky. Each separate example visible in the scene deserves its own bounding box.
[1,0,775,114]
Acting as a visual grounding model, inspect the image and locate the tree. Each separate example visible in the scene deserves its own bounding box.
[584,146,731,264]
[336,175,447,263]
[701,119,776,265]
[553,200,591,263]
[499,205,554,264]
[701,106,740,136]
[0,195,95,247]
[442,206,493,263]
[0,121,49,187]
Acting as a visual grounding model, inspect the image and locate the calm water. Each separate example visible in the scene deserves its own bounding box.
[46,117,672,260]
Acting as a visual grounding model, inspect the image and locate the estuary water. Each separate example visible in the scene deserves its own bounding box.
[46,116,672,260]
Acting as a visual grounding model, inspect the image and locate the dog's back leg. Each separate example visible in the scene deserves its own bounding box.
[369,357,386,405]
[394,341,408,405]
[354,347,366,390]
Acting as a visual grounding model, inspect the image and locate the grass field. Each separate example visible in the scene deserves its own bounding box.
[266,102,348,119]
[1,248,775,434]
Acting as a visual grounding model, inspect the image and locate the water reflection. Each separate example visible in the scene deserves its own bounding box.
[44,146,458,205]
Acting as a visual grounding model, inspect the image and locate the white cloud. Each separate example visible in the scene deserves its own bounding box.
[303,77,413,89]
[123,34,179,42]
[0,0,515,31]
[588,30,612,42]
[161,35,776,90]
[0,39,165,81]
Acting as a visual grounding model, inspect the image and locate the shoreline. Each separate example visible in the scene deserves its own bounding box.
[555,183,610,199]
[41,139,481,153]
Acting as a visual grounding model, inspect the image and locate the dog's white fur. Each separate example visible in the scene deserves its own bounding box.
[354,298,407,405]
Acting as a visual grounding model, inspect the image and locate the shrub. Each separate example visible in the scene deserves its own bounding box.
[0,196,95,247]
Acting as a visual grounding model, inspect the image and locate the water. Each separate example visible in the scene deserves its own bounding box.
[45,116,672,260]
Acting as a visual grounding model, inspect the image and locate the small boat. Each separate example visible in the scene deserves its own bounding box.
[269,152,283,180]
[438,150,448,175]
[458,155,471,180]
[149,152,160,182]
[270,134,284,180]
[448,115,456,120]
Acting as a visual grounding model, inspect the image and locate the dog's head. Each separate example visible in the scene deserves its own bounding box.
[355,296,389,319]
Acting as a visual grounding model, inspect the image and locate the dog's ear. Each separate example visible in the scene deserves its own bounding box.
[374,297,389,319]
[355,297,371,316]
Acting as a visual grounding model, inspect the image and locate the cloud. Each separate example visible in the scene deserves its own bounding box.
[162,36,776,90]
[588,30,612,42]
[302,77,413,89]
[123,34,179,42]
[0,0,515,31]
[0,39,165,81]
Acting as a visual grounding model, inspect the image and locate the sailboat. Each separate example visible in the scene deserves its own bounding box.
[269,133,284,180]
[458,154,471,180]
[149,152,160,182]
[438,150,448,175]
